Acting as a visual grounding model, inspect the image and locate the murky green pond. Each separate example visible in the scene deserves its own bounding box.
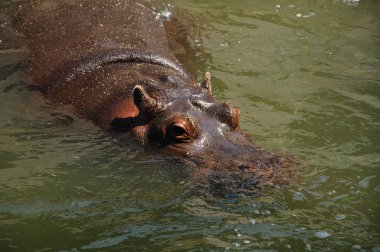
[1,0,379,251]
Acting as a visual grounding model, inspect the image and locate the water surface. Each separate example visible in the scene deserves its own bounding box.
[0,0,379,251]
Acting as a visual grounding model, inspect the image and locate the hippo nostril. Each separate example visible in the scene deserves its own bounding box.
[159,74,169,82]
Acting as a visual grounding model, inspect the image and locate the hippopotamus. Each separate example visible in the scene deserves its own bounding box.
[11,0,296,193]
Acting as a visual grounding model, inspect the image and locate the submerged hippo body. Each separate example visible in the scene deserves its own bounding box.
[13,0,296,193]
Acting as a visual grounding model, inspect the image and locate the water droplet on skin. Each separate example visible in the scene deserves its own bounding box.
[315,231,330,238]
[161,10,172,19]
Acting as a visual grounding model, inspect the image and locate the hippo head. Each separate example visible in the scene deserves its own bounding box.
[111,72,296,194]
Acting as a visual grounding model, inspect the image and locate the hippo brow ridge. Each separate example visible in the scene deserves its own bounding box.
[43,49,189,91]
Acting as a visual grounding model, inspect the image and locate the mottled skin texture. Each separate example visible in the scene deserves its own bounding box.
[13,0,296,193]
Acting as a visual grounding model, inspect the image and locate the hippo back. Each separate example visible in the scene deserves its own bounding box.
[15,0,178,86]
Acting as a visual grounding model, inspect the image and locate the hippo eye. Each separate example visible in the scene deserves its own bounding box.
[148,127,164,143]
[167,122,191,143]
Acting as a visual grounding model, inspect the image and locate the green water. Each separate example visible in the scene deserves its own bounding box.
[0,0,379,251]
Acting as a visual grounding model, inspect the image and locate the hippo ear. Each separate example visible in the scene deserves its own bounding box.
[201,72,212,95]
[211,102,240,130]
[132,85,164,116]
[226,103,240,130]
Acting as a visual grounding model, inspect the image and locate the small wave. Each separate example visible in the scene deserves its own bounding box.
[335,0,360,7]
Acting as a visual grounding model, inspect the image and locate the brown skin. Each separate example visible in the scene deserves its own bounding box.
[13,0,297,194]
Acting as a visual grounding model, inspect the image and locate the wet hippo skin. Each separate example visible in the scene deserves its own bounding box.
[12,0,297,194]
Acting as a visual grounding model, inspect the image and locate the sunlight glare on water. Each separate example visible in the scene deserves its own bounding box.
[0,0,379,251]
